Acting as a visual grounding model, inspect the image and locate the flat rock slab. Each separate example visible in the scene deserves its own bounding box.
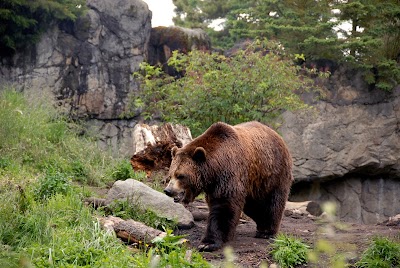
[105,179,194,229]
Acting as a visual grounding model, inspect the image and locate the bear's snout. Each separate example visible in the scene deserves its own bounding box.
[164,188,173,197]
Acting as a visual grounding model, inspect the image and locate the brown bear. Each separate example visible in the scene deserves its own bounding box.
[164,121,293,252]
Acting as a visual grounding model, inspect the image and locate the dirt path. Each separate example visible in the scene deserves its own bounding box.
[88,185,399,267]
[176,201,400,267]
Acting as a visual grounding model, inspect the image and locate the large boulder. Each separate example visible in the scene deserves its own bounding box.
[105,179,195,229]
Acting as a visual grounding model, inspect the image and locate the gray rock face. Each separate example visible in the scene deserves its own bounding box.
[105,179,195,229]
[148,26,211,76]
[85,118,138,157]
[281,97,400,181]
[0,0,151,119]
[280,66,400,224]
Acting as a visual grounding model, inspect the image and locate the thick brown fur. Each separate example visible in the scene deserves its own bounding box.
[164,121,293,252]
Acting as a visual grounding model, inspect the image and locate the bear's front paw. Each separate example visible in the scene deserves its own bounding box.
[255,231,275,239]
[198,242,222,252]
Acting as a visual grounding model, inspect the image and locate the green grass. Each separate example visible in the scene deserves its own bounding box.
[109,159,147,181]
[356,237,400,268]
[0,89,118,186]
[0,187,135,267]
[133,230,210,268]
[270,233,309,268]
[0,88,210,267]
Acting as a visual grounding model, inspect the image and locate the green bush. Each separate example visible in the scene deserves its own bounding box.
[356,237,400,268]
[133,230,211,268]
[33,169,72,201]
[271,233,310,268]
[130,40,311,136]
[110,159,137,181]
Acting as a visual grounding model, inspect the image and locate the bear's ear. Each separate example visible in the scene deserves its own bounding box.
[171,146,178,158]
[193,147,206,162]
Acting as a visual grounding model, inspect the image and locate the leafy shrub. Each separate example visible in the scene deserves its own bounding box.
[271,233,309,268]
[152,229,188,253]
[110,159,136,181]
[356,237,400,268]
[33,169,71,201]
[130,40,311,136]
[133,230,210,268]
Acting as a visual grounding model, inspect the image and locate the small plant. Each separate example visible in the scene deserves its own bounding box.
[356,237,400,268]
[271,233,309,268]
[133,230,210,268]
[0,157,11,169]
[152,229,188,253]
[110,160,137,181]
[33,169,72,201]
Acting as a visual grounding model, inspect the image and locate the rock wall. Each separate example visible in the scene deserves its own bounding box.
[290,176,400,224]
[280,66,400,224]
[0,0,151,119]
[0,0,211,158]
[148,26,211,75]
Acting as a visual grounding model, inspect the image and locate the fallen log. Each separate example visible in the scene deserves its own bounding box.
[84,197,107,209]
[114,219,166,244]
[99,216,166,245]
[130,123,193,177]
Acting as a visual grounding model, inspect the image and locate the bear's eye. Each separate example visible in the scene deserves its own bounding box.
[176,174,186,180]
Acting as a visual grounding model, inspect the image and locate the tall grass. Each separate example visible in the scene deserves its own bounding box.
[356,237,400,268]
[0,88,210,267]
[270,233,309,268]
[0,88,137,266]
[0,188,135,267]
[0,88,118,185]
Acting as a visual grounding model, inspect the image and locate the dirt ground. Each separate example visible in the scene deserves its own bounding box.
[175,200,400,268]
[88,184,399,267]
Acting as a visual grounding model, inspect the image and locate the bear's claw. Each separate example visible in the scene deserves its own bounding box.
[255,231,274,239]
[198,243,222,252]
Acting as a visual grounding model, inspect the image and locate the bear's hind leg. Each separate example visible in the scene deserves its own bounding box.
[244,189,288,239]
[199,198,242,252]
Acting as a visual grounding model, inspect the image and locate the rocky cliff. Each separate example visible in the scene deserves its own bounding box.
[0,0,151,119]
[280,67,400,224]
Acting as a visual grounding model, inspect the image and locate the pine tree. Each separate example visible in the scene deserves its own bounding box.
[0,0,85,57]
[173,0,400,90]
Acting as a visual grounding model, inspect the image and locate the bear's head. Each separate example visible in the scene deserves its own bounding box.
[164,145,206,205]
